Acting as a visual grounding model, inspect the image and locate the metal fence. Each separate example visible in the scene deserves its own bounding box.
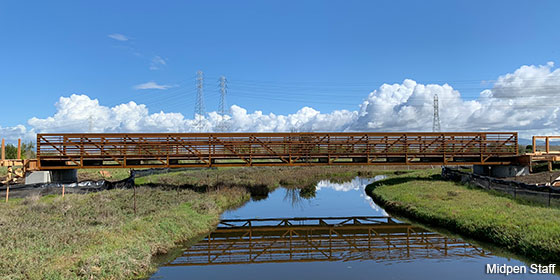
[442,167,560,207]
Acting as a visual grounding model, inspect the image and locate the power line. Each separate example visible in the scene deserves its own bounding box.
[107,76,197,107]
[158,91,219,112]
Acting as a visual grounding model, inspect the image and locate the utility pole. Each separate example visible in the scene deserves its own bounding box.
[433,94,441,132]
[195,70,205,131]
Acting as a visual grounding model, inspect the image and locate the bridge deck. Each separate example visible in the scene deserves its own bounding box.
[36,132,518,170]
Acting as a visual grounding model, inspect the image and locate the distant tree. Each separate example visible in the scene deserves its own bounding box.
[4,144,17,159]
[525,145,534,153]
[21,141,36,159]
[2,141,35,159]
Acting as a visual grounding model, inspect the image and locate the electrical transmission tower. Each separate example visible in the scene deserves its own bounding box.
[219,76,227,115]
[194,70,206,131]
[433,94,441,132]
[216,76,231,132]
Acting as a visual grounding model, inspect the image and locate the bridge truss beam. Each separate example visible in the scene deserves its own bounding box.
[36,132,518,170]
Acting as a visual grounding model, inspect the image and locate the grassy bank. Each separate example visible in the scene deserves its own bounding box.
[0,186,249,279]
[0,165,412,279]
[365,169,560,263]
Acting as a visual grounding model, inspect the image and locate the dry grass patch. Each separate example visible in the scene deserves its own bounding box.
[0,187,249,279]
[135,165,398,190]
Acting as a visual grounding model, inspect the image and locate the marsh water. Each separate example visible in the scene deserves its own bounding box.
[151,176,559,280]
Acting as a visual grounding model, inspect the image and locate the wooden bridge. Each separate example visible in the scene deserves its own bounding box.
[36,132,518,170]
[528,136,560,171]
[164,216,489,266]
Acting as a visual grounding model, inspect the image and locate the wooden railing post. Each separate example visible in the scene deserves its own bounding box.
[532,136,536,154]
[1,138,5,161]
[5,166,10,203]
[17,139,21,160]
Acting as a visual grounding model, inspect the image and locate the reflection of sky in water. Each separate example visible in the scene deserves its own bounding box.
[223,176,388,219]
[316,175,388,215]
[315,176,385,192]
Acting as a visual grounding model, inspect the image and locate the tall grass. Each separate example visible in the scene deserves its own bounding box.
[0,187,249,279]
[78,168,133,181]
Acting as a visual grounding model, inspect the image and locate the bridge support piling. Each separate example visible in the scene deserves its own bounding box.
[491,165,529,178]
[49,169,78,183]
[474,164,529,178]
[473,165,490,176]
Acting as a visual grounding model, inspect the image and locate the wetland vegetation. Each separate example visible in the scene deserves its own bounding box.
[366,169,560,263]
[1,165,559,279]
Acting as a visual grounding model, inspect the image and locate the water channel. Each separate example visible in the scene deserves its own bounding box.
[151,176,559,279]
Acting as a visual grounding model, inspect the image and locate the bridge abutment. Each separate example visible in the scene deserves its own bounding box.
[25,171,52,184]
[25,169,78,184]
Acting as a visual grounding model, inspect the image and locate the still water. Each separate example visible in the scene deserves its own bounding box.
[151,176,559,280]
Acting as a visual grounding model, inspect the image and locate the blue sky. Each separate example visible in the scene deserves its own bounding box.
[1,1,560,139]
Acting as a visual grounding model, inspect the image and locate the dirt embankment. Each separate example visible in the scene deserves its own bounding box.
[506,171,560,185]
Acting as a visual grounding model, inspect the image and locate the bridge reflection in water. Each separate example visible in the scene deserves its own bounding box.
[164,216,490,267]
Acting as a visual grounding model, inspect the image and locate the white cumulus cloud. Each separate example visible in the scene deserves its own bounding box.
[0,125,33,143]
[347,62,560,139]
[1,62,560,143]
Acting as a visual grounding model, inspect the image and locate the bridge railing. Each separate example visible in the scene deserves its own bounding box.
[37,132,518,169]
